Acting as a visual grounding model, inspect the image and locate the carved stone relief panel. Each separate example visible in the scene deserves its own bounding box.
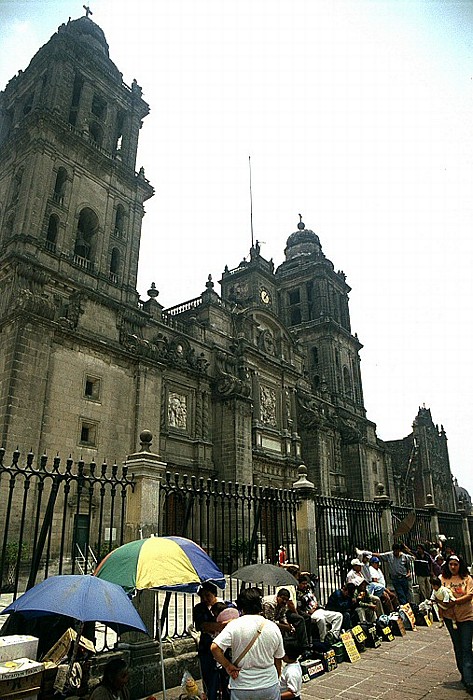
[168,391,188,430]
[260,385,277,427]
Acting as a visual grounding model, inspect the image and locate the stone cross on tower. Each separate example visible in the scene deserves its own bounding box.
[83,5,93,18]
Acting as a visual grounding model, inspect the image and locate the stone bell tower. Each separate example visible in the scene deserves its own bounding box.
[0,15,154,453]
[0,15,153,303]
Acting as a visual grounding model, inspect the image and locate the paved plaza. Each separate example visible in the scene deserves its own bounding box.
[153,623,469,700]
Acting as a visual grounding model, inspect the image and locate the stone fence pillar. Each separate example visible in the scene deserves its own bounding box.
[125,430,167,541]
[374,483,393,552]
[458,505,473,564]
[424,494,440,543]
[292,464,318,574]
[120,431,168,698]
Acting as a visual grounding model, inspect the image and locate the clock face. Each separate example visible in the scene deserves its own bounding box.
[260,289,271,304]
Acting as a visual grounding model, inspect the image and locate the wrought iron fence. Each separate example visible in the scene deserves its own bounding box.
[313,496,383,604]
[438,511,465,557]
[0,447,135,598]
[391,506,433,550]
[157,471,300,638]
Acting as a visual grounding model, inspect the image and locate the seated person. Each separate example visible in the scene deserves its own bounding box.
[89,658,130,700]
[280,640,303,700]
[262,588,310,656]
[296,576,343,643]
[355,580,378,624]
[346,559,364,587]
[326,583,357,631]
[368,556,398,612]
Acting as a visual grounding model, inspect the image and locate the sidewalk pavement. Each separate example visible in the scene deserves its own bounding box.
[151,623,469,700]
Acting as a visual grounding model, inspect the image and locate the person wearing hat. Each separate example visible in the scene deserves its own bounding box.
[346,559,364,587]
[347,559,383,616]
[368,556,398,613]
[193,581,225,700]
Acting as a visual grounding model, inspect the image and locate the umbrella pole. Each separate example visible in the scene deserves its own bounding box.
[155,594,167,700]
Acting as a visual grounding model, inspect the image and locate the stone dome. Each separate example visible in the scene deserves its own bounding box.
[284,219,322,261]
[455,483,472,511]
[64,17,110,56]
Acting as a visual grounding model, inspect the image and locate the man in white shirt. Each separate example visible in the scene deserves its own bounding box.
[212,588,285,700]
[346,559,364,586]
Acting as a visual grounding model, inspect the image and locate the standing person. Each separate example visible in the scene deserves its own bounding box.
[278,546,287,566]
[373,543,414,604]
[211,587,285,700]
[193,581,225,700]
[440,554,473,694]
[413,544,433,601]
[89,658,130,700]
[279,641,303,700]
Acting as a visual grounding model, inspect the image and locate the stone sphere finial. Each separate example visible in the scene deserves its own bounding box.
[139,430,153,451]
[292,463,315,491]
[425,493,434,505]
[297,463,308,478]
[376,482,385,496]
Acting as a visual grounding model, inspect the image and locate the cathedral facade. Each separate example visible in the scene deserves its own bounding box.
[0,16,460,509]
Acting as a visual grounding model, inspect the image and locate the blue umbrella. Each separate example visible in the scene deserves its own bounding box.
[2,574,148,635]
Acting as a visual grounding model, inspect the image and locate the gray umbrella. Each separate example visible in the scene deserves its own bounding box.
[231,563,298,586]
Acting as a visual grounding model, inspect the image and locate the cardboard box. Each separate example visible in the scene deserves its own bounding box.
[42,628,95,668]
[320,648,337,672]
[0,636,38,663]
[0,658,44,698]
[300,659,325,682]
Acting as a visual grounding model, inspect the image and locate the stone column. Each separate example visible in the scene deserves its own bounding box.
[374,483,393,552]
[424,494,440,543]
[292,464,318,574]
[125,430,167,541]
[457,504,473,563]
[121,430,167,695]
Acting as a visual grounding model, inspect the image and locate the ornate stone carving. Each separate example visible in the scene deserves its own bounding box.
[260,385,277,427]
[214,349,251,399]
[17,288,56,320]
[168,392,187,430]
[296,390,326,428]
[259,329,275,355]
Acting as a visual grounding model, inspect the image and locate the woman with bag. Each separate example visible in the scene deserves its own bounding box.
[211,587,285,700]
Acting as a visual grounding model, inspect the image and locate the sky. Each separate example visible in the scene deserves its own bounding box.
[1,0,472,493]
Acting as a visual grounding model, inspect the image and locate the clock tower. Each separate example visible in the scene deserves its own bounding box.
[220,240,276,310]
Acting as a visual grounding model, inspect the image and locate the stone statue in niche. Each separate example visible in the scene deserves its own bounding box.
[168,392,187,429]
[260,386,277,427]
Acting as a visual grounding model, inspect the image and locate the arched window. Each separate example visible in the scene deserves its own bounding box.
[109,247,120,283]
[10,169,23,204]
[114,205,125,237]
[343,366,353,399]
[74,207,98,263]
[46,214,58,251]
[89,121,103,147]
[53,167,67,204]
[5,213,15,239]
